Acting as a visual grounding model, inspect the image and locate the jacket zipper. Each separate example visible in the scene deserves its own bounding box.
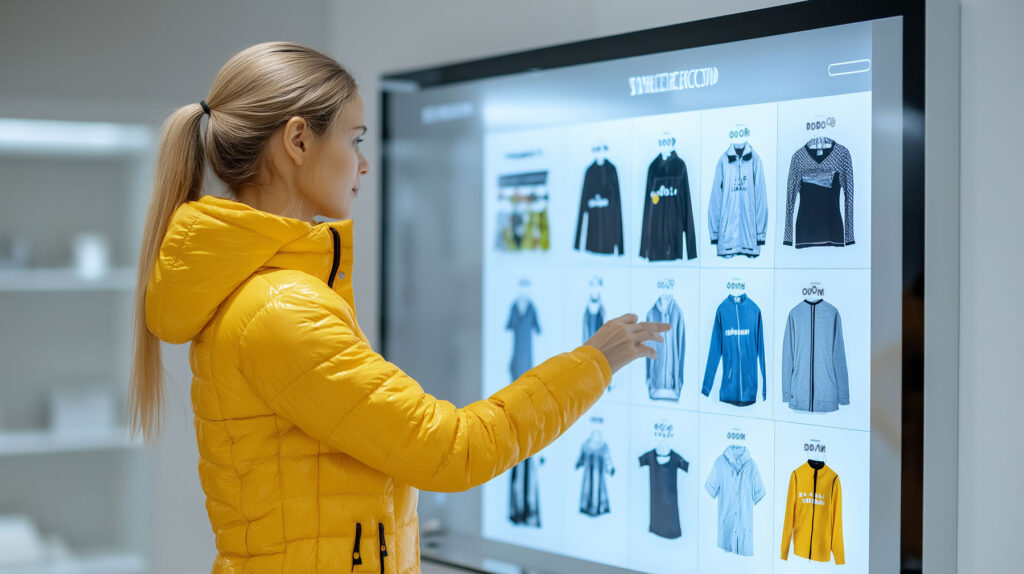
[328,227,341,288]
[809,467,819,561]
[351,522,363,571]
[378,522,388,574]
[734,300,743,403]
[809,302,816,412]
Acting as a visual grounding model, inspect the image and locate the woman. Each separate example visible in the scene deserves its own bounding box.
[128,41,668,574]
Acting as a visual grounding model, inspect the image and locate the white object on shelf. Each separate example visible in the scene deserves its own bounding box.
[0,515,45,566]
[70,234,110,281]
[48,386,116,435]
[0,551,146,574]
[0,267,135,292]
[0,428,141,457]
[0,233,32,269]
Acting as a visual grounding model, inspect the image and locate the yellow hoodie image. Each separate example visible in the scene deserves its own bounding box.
[144,194,612,573]
[780,460,845,564]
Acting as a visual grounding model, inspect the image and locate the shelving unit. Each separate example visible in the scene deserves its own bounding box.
[0,118,155,573]
[0,428,142,457]
[0,552,146,574]
[0,267,136,292]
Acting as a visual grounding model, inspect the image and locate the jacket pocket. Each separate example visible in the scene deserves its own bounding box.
[816,374,839,409]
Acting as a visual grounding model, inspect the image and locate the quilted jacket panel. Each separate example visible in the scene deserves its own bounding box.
[145,194,612,573]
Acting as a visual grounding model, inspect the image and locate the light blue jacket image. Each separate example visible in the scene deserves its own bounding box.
[708,143,769,258]
[705,445,766,556]
[781,299,850,412]
[701,293,767,406]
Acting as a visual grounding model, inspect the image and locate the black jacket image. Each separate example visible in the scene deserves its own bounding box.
[639,151,697,261]
[574,159,624,255]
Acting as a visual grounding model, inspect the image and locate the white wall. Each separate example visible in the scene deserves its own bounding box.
[957,1,1024,572]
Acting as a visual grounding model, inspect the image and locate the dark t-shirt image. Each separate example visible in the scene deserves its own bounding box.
[639,449,690,539]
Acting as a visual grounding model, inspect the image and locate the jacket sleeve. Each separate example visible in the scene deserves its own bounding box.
[754,154,768,244]
[609,163,624,255]
[676,309,686,396]
[708,156,724,244]
[781,311,795,402]
[639,160,654,258]
[842,147,855,246]
[681,161,698,260]
[757,309,767,401]
[780,470,797,560]
[604,445,615,476]
[831,475,845,565]
[574,167,591,251]
[701,309,722,397]
[238,288,613,493]
[704,459,721,498]
[783,151,800,246]
[751,459,767,504]
[833,310,850,406]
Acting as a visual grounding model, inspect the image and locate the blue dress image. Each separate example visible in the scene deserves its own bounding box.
[506,297,543,527]
[506,298,541,380]
[583,301,604,343]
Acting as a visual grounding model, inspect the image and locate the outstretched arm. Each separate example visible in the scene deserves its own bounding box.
[239,286,612,493]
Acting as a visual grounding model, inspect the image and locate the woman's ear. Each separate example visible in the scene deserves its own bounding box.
[281,116,310,166]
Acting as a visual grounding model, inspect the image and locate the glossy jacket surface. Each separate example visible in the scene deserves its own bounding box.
[145,194,612,573]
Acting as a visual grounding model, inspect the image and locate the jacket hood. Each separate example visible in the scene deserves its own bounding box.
[723,445,751,471]
[145,194,354,344]
[726,142,754,162]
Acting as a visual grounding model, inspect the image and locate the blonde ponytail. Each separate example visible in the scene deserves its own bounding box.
[128,103,206,443]
[127,42,357,443]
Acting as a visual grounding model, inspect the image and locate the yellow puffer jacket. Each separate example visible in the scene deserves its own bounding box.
[145,194,612,574]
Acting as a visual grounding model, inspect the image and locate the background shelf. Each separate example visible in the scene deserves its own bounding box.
[0,268,136,293]
[0,428,141,457]
[0,551,146,574]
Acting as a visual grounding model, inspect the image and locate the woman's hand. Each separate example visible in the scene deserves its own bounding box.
[584,313,671,375]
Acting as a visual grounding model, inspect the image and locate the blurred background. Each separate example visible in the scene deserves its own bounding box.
[0,1,1020,573]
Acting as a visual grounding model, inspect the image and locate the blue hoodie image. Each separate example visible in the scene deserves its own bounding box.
[701,294,767,406]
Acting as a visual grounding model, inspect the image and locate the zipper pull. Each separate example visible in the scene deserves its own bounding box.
[351,522,362,571]
[378,522,388,574]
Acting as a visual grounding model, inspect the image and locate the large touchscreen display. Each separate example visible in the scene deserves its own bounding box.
[385,17,903,574]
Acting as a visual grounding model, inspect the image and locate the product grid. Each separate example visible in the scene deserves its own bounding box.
[482,92,872,573]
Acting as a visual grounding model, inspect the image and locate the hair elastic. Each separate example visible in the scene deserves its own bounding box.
[200,100,211,115]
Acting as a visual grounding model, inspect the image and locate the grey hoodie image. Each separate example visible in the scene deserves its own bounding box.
[708,142,768,258]
[646,294,685,400]
[780,299,850,412]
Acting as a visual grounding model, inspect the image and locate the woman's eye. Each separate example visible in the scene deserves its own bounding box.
[354,137,364,147]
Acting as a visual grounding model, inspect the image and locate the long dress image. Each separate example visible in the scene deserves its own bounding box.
[506,297,540,380]
[506,296,543,526]
[575,432,615,517]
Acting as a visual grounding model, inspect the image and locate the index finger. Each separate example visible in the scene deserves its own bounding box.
[618,313,639,324]
[640,321,672,332]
